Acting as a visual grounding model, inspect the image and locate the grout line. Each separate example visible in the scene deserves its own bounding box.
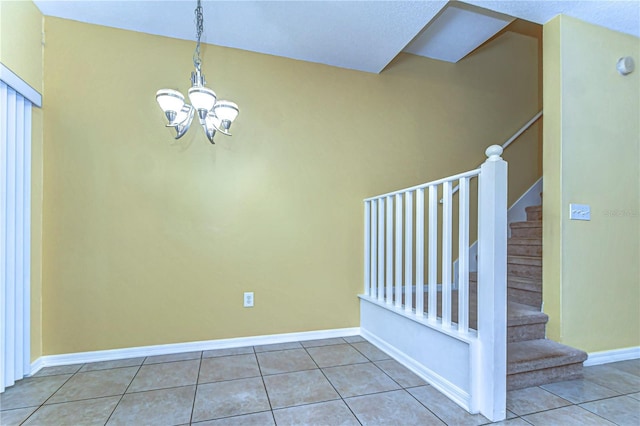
[188,351,205,425]
[301,342,363,425]
[13,368,81,425]
[252,346,281,425]
[102,359,145,424]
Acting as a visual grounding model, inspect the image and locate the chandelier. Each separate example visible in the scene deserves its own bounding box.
[156,0,239,144]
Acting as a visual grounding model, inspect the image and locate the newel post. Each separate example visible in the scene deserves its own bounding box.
[476,145,508,421]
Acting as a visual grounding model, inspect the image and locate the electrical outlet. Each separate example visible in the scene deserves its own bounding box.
[243,292,254,308]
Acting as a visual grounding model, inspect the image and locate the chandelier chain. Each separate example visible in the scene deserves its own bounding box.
[193,0,204,70]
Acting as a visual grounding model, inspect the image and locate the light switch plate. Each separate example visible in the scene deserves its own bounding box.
[570,203,590,221]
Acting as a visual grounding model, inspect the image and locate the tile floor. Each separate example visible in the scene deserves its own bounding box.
[1,336,638,425]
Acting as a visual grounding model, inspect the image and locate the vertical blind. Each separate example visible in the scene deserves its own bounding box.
[1,64,40,392]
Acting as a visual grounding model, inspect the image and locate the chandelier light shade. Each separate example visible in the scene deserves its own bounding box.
[156,0,239,144]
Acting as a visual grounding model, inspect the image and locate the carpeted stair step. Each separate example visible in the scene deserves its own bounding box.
[508,277,542,293]
[507,302,547,343]
[508,287,542,309]
[507,339,588,390]
[508,238,542,257]
[508,276,542,308]
[469,273,541,293]
[508,255,542,280]
[510,221,542,238]
[526,205,542,221]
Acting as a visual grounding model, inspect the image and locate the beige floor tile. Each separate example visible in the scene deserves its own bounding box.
[583,364,640,393]
[193,411,275,425]
[0,406,38,426]
[522,405,616,425]
[374,359,427,388]
[506,386,572,416]
[128,359,199,392]
[192,378,270,422]
[263,369,339,409]
[350,341,391,361]
[254,342,302,353]
[23,396,119,426]
[409,385,489,425]
[79,357,144,372]
[540,378,620,404]
[198,354,260,384]
[202,347,254,358]
[487,418,531,425]
[107,386,195,426]
[322,363,400,398]
[30,364,83,378]
[144,351,202,364]
[608,359,640,377]
[307,344,369,368]
[257,349,317,375]
[273,400,360,426]
[580,395,640,425]
[343,335,366,343]
[345,389,445,425]
[301,338,347,348]
[47,367,138,404]
[0,375,72,410]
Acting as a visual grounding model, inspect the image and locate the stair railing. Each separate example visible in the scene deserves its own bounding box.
[362,145,508,420]
[447,110,541,200]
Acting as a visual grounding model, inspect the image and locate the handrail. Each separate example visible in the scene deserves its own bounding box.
[445,110,542,201]
[501,110,543,151]
[363,168,481,202]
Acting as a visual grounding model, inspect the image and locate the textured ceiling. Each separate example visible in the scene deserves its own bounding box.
[33,0,640,73]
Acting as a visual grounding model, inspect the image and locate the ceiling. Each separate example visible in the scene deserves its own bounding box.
[33,0,640,74]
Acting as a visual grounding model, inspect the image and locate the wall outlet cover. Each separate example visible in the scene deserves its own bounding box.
[244,292,254,307]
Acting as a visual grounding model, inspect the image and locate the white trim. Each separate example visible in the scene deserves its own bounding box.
[584,346,640,366]
[0,64,42,107]
[506,177,543,236]
[29,327,360,375]
[361,328,471,410]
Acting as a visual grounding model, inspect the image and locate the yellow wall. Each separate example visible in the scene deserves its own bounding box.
[543,16,640,352]
[0,0,43,92]
[0,0,44,361]
[41,17,540,355]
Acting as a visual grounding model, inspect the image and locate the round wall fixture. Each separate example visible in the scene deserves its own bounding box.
[617,56,635,75]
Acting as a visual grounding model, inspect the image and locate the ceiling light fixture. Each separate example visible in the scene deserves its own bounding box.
[156,0,239,144]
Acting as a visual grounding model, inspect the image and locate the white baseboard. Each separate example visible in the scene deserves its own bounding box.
[30,327,360,376]
[584,346,640,366]
[361,328,471,412]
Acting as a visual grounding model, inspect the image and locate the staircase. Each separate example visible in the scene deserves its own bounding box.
[473,204,588,390]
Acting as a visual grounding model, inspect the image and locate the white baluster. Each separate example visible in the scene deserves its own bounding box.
[404,191,413,312]
[442,181,452,327]
[386,195,393,304]
[458,178,470,333]
[364,201,370,296]
[415,188,424,316]
[395,193,403,308]
[428,185,438,320]
[371,199,377,298]
[378,198,385,301]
